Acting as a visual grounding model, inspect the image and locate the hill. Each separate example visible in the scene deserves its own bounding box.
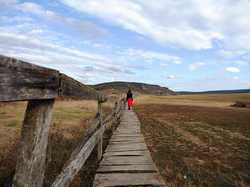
[92,81,175,96]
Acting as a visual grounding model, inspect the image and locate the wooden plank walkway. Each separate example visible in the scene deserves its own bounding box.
[94,109,166,187]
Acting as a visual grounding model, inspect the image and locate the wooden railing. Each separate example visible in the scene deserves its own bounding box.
[0,55,125,187]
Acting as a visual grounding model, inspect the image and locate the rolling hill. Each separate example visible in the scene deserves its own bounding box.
[92,81,175,96]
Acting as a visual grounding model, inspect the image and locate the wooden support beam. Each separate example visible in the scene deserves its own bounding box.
[97,93,107,103]
[0,55,59,101]
[0,55,106,102]
[13,99,54,187]
[97,102,103,161]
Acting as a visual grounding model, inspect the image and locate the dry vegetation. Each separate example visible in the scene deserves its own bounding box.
[1,93,249,186]
[136,93,250,107]
[134,93,250,187]
[0,99,114,187]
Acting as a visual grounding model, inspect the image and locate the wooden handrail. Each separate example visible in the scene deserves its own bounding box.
[51,99,124,187]
[0,55,106,102]
[0,55,123,187]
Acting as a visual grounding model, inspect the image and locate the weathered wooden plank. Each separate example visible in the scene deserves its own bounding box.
[97,164,157,173]
[110,137,144,141]
[118,121,140,126]
[110,137,145,143]
[113,129,140,133]
[103,150,150,157]
[97,102,103,161]
[107,143,146,148]
[116,126,140,129]
[94,173,165,187]
[111,136,143,140]
[0,55,106,101]
[116,128,140,130]
[13,99,54,187]
[116,123,140,126]
[109,140,145,145]
[114,126,139,130]
[115,128,140,131]
[106,144,147,152]
[101,156,153,165]
[119,122,139,125]
[112,133,141,137]
[0,55,59,101]
[112,134,143,137]
[114,130,140,134]
[109,141,145,145]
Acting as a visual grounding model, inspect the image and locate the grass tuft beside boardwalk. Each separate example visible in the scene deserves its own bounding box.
[134,93,250,186]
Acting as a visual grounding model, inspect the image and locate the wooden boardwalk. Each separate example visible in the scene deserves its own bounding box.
[94,109,166,187]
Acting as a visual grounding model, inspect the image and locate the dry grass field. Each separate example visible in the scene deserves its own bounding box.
[134,93,250,187]
[0,99,114,187]
[1,93,250,186]
[136,93,250,107]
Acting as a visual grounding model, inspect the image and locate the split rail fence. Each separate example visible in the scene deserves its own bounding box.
[0,55,125,187]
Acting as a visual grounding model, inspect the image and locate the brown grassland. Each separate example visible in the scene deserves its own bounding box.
[0,99,114,187]
[1,93,250,186]
[134,93,250,187]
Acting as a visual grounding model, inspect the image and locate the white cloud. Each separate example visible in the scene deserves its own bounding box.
[0,28,135,83]
[160,63,168,67]
[226,67,240,73]
[167,75,180,80]
[218,49,247,59]
[60,0,250,51]
[0,0,16,6]
[233,76,239,80]
[0,31,109,63]
[16,2,107,39]
[188,62,205,71]
[123,48,182,64]
[61,0,227,50]
[234,60,249,66]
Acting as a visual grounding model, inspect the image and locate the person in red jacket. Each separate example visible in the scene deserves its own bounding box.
[126,89,133,110]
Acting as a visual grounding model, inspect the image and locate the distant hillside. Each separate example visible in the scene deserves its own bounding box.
[177,89,250,95]
[92,81,175,96]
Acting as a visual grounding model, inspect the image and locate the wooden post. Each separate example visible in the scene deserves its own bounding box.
[114,101,118,114]
[97,101,103,160]
[13,99,54,187]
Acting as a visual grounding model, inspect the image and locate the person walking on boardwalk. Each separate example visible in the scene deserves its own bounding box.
[126,89,133,110]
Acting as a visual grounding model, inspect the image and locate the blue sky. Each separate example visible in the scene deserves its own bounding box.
[0,0,250,91]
